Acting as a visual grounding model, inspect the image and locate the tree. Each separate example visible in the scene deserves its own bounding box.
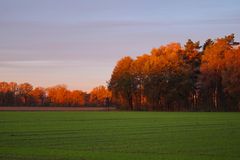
[30,87,46,106]
[203,38,214,51]
[89,86,111,106]
[109,56,134,110]
[222,45,240,110]
[130,54,150,110]
[144,43,191,111]
[200,34,236,111]
[8,82,17,105]
[16,83,33,105]
[0,82,10,105]
[182,39,202,110]
[69,90,86,106]
[46,85,68,106]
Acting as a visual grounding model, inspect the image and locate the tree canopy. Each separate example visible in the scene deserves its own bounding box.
[109,34,240,111]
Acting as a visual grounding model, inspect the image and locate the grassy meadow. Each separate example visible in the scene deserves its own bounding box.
[0,111,239,160]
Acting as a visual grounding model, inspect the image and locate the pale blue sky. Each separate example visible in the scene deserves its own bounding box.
[0,0,240,91]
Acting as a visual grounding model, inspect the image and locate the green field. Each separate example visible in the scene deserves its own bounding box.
[0,112,239,160]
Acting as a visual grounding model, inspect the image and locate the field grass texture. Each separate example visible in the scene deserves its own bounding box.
[0,112,239,160]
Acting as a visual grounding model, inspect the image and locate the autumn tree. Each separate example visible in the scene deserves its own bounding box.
[0,82,17,106]
[181,39,202,110]
[16,83,33,105]
[202,38,214,51]
[130,54,150,110]
[89,86,111,106]
[200,34,236,111]
[222,46,240,110]
[46,85,69,106]
[46,85,87,106]
[0,82,10,105]
[109,56,135,110]
[142,54,163,110]
[0,82,101,107]
[144,43,191,110]
[29,87,46,106]
[69,90,86,106]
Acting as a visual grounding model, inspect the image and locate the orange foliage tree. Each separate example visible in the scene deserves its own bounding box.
[109,56,134,110]
[89,85,111,106]
[46,85,86,107]
[201,34,240,111]
[16,83,33,105]
[29,87,46,106]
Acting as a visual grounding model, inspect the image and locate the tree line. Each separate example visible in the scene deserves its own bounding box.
[1,34,239,111]
[0,82,111,107]
[109,34,240,111]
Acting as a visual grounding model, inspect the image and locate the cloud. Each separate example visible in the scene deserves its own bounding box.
[0,60,114,69]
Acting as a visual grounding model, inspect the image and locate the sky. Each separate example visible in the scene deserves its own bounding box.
[0,0,240,92]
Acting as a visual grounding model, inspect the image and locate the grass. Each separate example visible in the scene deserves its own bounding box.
[0,111,239,160]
